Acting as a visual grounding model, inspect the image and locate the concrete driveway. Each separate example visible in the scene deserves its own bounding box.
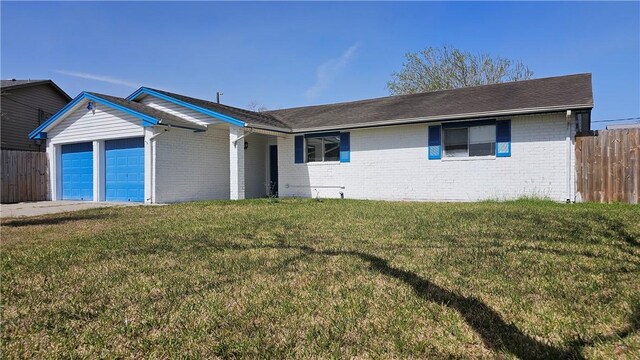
[1,201,139,218]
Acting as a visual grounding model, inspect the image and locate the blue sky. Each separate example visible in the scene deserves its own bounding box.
[2,1,639,129]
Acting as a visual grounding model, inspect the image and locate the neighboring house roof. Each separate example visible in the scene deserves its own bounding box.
[127,87,291,131]
[29,92,205,139]
[1,79,72,101]
[267,73,594,132]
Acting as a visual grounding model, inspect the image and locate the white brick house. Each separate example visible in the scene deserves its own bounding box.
[29,74,593,203]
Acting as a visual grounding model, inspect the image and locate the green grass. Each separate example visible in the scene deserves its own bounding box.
[1,199,639,359]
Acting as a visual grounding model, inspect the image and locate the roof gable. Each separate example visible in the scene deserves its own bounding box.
[127,87,291,131]
[29,92,205,140]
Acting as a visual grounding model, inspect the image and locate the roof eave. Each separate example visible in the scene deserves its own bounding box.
[288,103,594,133]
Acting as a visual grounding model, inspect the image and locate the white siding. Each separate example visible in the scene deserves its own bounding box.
[278,113,575,202]
[47,101,144,144]
[138,95,221,126]
[244,133,268,198]
[154,126,230,203]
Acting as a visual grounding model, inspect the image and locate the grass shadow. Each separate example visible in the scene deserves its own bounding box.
[2,213,107,227]
[218,241,640,359]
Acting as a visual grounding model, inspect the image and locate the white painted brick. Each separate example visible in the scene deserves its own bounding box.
[277,113,575,202]
[154,126,230,203]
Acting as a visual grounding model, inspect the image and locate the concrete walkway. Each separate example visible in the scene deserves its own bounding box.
[1,201,139,218]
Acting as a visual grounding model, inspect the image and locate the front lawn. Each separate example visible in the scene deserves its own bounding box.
[1,199,639,358]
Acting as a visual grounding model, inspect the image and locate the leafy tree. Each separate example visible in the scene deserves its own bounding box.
[387,45,534,95]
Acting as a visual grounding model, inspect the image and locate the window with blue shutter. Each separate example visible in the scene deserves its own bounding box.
[294,135,304,163]
[495,120,511,157]
[428,125,442,160]
[340,132,350,162]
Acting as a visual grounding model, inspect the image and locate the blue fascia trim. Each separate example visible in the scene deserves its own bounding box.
[29,92,159,139]
[29,92,86,139]
[32,132,47,140]
[126,87,145,101]
[126,87,246,127]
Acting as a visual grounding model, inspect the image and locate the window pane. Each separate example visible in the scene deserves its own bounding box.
[444,128,468,157]
[323,136,340,161]
[469,125,495,156]
[306,138,322,162]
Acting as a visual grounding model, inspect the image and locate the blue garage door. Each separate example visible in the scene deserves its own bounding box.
[105,137,144,202]
[61,142,94,201]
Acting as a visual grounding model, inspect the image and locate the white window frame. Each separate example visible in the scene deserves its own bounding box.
[306,135,340,163]
[443,124,496,159]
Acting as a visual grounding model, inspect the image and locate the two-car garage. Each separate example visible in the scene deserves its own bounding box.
[60,138,144,202]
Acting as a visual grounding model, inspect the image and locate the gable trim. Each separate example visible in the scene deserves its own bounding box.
[126,87,246,127]
[29,92,158,140]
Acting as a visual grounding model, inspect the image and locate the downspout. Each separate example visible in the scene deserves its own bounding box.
[232,128,254,146]
[566,110,572,203]
[148,127,170,203]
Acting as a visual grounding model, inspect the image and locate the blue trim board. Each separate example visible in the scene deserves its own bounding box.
[29,92,159,140]
[126,87,246,127]
[428,125,442,160]
[495,120,512,157]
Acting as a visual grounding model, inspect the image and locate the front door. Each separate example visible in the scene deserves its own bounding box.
[269,145,278,196]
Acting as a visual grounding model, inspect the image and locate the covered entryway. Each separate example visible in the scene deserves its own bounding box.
[105,137,144,202]
[61,142,93,201]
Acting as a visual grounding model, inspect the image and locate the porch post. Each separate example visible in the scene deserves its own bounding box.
[229,126,245,200]
[144,127,154,204]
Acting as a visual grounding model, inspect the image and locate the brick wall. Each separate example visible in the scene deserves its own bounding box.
[277,113,575,202]
[154,126,230,203]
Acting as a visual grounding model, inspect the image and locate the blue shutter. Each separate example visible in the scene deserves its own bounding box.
[496,120,511,157]
[294,135,304,163]
[340,132,350,163]
[428,125,442,160]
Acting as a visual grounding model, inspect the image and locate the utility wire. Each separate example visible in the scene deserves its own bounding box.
[592,117,640,123]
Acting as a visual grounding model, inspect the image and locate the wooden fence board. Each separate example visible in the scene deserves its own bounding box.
[1,150,49,203]
[576,129,640,204]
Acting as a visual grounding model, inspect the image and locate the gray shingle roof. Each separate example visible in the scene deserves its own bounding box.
[145,88,291,131]
[1,79,49,88]
[266,73,594,131]
[88,92,207,131]
[1,79,72,101]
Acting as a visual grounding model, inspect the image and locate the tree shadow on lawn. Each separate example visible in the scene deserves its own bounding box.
[1,213,107,227]
[218,241,638,359]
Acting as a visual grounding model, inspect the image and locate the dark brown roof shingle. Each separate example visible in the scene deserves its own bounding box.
[145,88,291,131]
[266,73,593,131]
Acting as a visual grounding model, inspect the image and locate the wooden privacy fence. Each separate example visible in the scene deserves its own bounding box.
[576,129,640,204]
[1,150,49,203]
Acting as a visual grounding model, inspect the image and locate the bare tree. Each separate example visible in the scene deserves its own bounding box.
[247,100,268,112]
[387,45,534,95]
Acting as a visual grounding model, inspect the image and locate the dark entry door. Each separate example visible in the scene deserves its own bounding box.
[269,145,278,196]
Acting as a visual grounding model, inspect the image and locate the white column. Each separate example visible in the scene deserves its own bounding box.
[48,141,60,201]
[144,127,154,204]
[93,140,105,202]
[229,126,245,200]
